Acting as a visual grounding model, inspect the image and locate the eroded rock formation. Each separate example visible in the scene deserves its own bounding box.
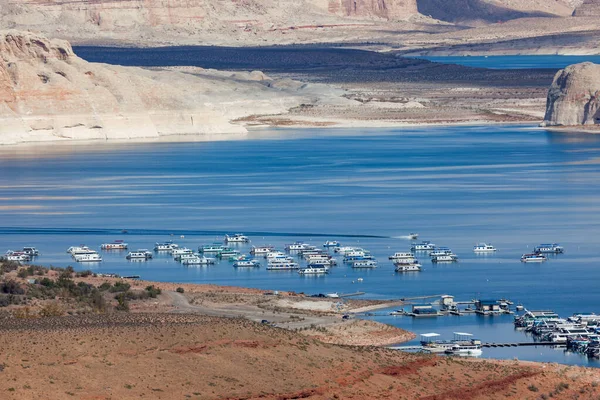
[0,30,337,145]
[542,62,600,127]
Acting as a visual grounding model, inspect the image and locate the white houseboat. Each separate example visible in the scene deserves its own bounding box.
[411,241,436,251]
[101,240,128,250]
[534,243,564,254]
[126,250,153,260]
[521,253,547,263]
[233,260,261,268]
[225,234,249,243]
[473,243,497,252]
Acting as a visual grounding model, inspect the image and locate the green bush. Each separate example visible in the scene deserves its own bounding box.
[145,285,162,298]
[176,287,184,293]
[109,281,131,293]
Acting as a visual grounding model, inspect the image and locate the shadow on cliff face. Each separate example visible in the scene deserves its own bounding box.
[416,0,556,24]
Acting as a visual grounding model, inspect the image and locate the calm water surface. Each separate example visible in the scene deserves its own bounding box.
[2,124,600,366]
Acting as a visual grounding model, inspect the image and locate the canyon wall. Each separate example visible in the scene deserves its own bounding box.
[573,0,600,16]
[0,0,418,45]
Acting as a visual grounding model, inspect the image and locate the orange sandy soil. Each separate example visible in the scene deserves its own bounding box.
[6,268,414,346]
[0,313,599,400]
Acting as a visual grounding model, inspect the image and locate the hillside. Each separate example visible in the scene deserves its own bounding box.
[0,30,345,146]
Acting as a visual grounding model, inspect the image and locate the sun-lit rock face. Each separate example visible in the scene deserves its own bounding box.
[542,62,600,127]
[0,30,322,145]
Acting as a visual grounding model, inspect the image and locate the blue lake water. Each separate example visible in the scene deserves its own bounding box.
[413,55,600,70]
[2,124,600,366]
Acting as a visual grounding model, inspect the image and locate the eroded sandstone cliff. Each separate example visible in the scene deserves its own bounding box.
[542,62,600,127]
[0,30,340,145]
[0,0,418,45]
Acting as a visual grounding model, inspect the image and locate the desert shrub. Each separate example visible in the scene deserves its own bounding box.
[176,287,184,293]
[0,294,23,307]
[109,281,131,293]
[115,293,130,311]
[90,290,107,312]
[0,280,25,295]
[13,306,35,319]
[98,282,112,291]
[528,384,539,392]
[17,269,30,278]
[37,277,55,288]
[0,259,20,274]
[39,302,64,317]
[145,285,161,298]
[76,270,93,278]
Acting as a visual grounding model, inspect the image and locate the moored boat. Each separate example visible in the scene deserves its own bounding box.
[233,260,261,268]
[67,246,95,255]
[473,243,497,252]
[521,253,547,263]
[298,266,329,275]
[101,240,128,250]
[74,253,102,262]
[126,250,153,260]
[395,264,422,272]
[411,241,436,251]
[21,247,40,257]
[225,233,250,243]
[323,240,340,248]
[352,260,378,269]
[534,243,564,254]
[266,261,299,270]
[183,256,215,266]
[250,246,274,255]
[198,243,226,254]
[154,241,178,252]
[4,251,31,262]
[431,254,458,263]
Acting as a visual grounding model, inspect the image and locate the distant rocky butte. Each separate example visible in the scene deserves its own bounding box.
[542,62,600,127]
[0,0,417,45]
[573,0,600,16]
[0,30,342,145]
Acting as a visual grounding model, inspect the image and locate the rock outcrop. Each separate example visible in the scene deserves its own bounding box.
[542,62,600,127]
[573,0,600,16]
[0,30,340,145]
[0,0,418,46]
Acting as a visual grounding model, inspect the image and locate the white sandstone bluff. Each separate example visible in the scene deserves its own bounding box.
[0,30,344,146]
[542,62,600,127]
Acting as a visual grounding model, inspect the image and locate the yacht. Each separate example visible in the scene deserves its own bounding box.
[534,243,564,254]
[307,259,336,267]
[431,254,458,263]
[154,241,179,252]
[183,256,215,266]
[172,247,194,257]
[389,252,414,260]
[67,246,96,255]
[323,240,340,248]
[395,264,422,272]
[521,253,547,263]
[473,243,497,252]
[4,251,30,262]
[126,250,153,260]
[444,343,483,357]
[411,241,436,251]
[216,249,241,259]
[429,247,453,257]
[334,246,357,255]
[285,242,310,251]
[233,260,261,268]
[250,246,274,255]
[198,243,226,254]
[22,247,40,257]
[352,260,378,269]
[74,253,102,262]
[101,240,128,250]
[266,261,299,270]
[298,266,329,275]
[224,233,250,243]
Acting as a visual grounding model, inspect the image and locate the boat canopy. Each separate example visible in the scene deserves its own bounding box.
[420,333,440,338]
[453,332,473,336]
